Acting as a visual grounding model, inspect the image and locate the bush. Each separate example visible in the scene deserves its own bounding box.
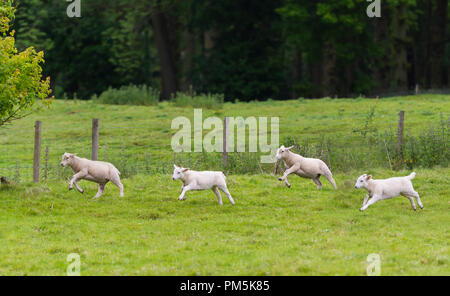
[171,91,224,109]
[93,85,160,106]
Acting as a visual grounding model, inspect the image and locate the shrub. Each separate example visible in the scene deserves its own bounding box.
[171,91,224,109]
[93,85,160,106]
[0,1,52,127]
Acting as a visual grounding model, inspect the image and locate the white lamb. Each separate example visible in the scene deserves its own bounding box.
[354,172,423,211]
[172,164,235,205]
[61,152,124,199]
[275,145,337,190]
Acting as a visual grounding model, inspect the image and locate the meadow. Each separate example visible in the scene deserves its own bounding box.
[0,94,448,275]
[0,168,448,275]
[0,94,448,179]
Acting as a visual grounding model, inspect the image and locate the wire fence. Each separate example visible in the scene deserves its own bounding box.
[0,110,448,184]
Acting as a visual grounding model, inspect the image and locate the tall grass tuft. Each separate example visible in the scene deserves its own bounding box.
[171,91,224,109]
[93,85,160,106]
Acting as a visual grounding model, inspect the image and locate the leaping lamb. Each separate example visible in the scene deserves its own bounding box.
[275,145,337,190]
[172,164,235,205]
[354,172,423,211]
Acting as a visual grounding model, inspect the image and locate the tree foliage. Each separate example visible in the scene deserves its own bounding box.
[11,0,450,101]
[0,0,51,126]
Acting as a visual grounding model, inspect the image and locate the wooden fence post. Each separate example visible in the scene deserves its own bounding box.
[92,118,99,161]
[223,117,229,167]
[33,121,42,183]
[397,111,405,168]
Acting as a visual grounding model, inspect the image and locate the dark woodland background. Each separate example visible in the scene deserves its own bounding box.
[12,0,450,101]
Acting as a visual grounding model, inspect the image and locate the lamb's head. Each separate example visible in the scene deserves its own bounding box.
[61,153,76,167]
[172,164,189,181]
[276,145,294,160]
[355,174,371,189]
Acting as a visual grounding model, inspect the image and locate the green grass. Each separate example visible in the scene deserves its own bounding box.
[0,168,448,275]
[0,95,448,275]
[0,94,448,178]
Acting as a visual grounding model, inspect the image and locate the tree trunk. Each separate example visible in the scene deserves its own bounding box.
[289,46,301,100]
[321,42,336,97]
[203,30,215,57]
[424,0,433,88]
[372,2,391,93]
[392,3,409,91]
[151,2,177,100]
[181,29,195,91]
[430,0,448,88]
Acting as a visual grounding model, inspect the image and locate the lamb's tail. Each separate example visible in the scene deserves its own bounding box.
[406,172,416,180]
[322,164,337,189]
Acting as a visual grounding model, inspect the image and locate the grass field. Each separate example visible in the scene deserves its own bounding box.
[0,94,448,178]
[0,168,448,275]
[0,95,448,275]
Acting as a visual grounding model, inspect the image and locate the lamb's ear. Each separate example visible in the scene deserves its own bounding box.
[286,145,294,150]
[366,175,372,180]
[182,168,189,172]
[174,164,178,169]
[280,145,285,149]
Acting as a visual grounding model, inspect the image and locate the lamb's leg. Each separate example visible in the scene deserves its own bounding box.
[362,194,370,206]
[178,185,191,201]
[219,185,235,205]
[401,192,418,211]
[408,196,417,211]
[278,164,299,188]
[69,170,87,191]
[312,178,322,190]
[323,173,337,189]
[360,195,381,211]
[93,184,105,200]
[110,174,124,197]
[73,181,84,194]
[212,187,223,205]
[413,191,423,209]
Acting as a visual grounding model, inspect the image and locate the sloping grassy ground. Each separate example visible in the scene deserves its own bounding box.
[0,168,448,275]
[0,95,448,275]
[0,95,448,179]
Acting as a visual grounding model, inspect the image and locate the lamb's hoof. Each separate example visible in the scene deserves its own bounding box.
[359,208,364,211]
[91,197,99,201]
[287,184,291,188]
[69,187,73,191]
[278,177,283,181]
[80,190,84,194]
